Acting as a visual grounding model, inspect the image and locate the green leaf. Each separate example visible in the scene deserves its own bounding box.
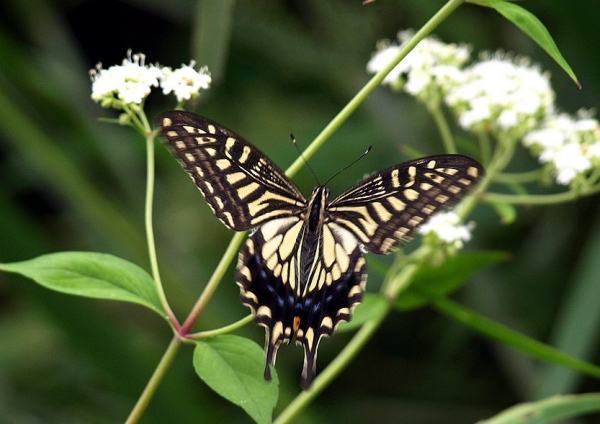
[491,202,517,224]
[337,293,388,332]
[193,335,279,424]
[432,297,600,379]
[470,0,580,87]
[397,251,509,311]
[0,252,165,316]
[480,393,600,424]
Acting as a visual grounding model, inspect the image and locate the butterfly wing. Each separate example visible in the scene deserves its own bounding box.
[236,215,366,389]
[328,154,483,254]
[157,111,306,230]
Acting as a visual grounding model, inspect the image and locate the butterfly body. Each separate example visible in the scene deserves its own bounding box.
[157,111,483,388]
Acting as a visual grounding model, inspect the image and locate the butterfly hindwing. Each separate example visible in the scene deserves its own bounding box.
[157,111,306,230]
[328,154,483,254]
[236,217,367,388]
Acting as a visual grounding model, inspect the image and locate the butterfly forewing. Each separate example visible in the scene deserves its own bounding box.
[157,111,306,230]
[328,155,483,254]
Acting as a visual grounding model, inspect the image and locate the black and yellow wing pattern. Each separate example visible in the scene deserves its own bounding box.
[329,155,483,254]
[158,111,306,230]
[157,111,484,389]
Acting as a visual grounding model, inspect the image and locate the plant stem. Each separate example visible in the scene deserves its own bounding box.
[179,232,246,335]
[458,136,516,218]
[477,131,492,165]
[125,337,182,424]
[383,253,426,300]
[429,105,457,153]
[285,0,465,177]
[273,310,389,424]
[144,132,178,327]
[484,186,600,205]
[188,314,253,339]
[494,169,542,184]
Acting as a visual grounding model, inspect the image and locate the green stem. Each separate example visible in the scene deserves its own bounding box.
[125,337,182,424]
[137,107,178,327]
[383,252,427,300]
[144,132,178,326]
[456,142,512,220]
[429,104,457,153]
[494,169,542,184]
[484,184,600,205]
[477,131,492,165]
[273,310,389,424]
[188,315,254,339]
[285,0,465,177]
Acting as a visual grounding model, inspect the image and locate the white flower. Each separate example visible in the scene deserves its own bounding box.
[90,51,161,107]
[550,143,591,185]
[445,53,554,137]
[419,211,473,249]
[160,61,212,102]
[367,30,470,102]
[524,111,600,185]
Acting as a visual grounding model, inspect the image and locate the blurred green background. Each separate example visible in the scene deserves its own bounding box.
[1,1,599,422]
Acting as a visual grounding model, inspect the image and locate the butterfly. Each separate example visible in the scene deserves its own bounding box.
[157,111,483,388]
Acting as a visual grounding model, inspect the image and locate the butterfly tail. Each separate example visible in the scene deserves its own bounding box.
[299,332,323,390]
[263,331,281,381]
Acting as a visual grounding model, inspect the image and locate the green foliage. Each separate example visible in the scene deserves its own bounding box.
[432,297,600,379]
[396,251,509,310]
[1,0,599,423]
[337,293,388,332]
[480,393,600,424]
[193,335,279,424]
[470,0,580,86]
[0,252,165,317]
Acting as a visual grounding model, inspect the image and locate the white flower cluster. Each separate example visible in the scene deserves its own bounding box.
[90,51,211,108]
[367,30,470,103]
[367,31,600,189]
[524,112,600,185]
[445,54,554,138]
[161,61,212,102]
[419,211,473,249]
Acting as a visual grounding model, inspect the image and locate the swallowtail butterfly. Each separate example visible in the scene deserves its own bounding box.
[158,111,483,388]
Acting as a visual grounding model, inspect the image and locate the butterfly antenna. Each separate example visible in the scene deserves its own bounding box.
[324,146,372,186]
[290,133,321,185]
